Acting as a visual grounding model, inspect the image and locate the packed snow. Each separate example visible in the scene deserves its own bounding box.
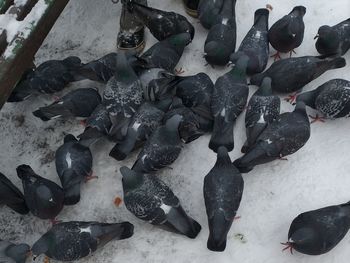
[0,0,350,262]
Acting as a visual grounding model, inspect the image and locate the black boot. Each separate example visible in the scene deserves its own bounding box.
[117,0,147,53]
[183,0,199,18]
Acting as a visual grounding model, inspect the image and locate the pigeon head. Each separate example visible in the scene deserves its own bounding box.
[31,236,50,260]
[16,165,36,180]
[290,6,306,17]
[178,20,195,40]
[256,77,273,96]
[287,227,318,254]
[165,114,183,132]
[229,51,245,65]
[253,8,269,26]
[204,42,232,66]
[6,243,31,262]
[167,33,192,54]
[315,26,339,51]
[179,118,203,144]
[120,166,143,189]
[64,134,78,143]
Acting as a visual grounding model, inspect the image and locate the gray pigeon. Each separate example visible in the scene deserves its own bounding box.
[315,18,350,56]
[0,172,29,214]
[296,79,350,120]
[55,134,93,205]
[8,57,83,102]
[204,146,244,251]
[268,6,306,60]
[230,8,270,74]
[233,101,310,173]
[209,55,249,153]
[121,166,201,238]
[103,51,143,141]
[33,88,101,121]
[242,77,280,153]
[250,56,346,94]
[198,0,224,29]
[132,115,183,173]
[0,240,30,263]
[31,221,134,261]
[109,102,167,161]
[283,201,350,255]
[204,0,237,66]
[16,165,64,221]
[122,0,195,41]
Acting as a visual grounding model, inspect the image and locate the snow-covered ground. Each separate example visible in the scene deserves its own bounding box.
[0,0,350,262]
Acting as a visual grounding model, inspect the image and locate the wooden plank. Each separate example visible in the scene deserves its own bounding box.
[0,0,70,108]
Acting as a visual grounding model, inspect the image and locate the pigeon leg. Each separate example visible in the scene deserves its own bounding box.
[289,49,297,58]
[284,93,298,105]
[52,95,60,102]
[50,218,61,225]
[175,67,185,75]
[80,119,87,127]
[270,52,281,61]
[43,256,51,263]
[85,172,98,183]
[281,242,294,254]
[234,216,241,221]
[114,196,123,207]
[308,114,326,124]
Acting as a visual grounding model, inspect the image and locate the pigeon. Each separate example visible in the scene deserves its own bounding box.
[283,201,350,255]
[0,172,29,214]
[163,98,204,144]
[109,102,167,161]
[0,240,30,263]
[122,0,195,41]
[250,56,346,94]
[233,101,310,173]
[296,79,350,120]
[268,6,306,60]
[8,57,83,102]
[135,33,192,73]
[121,166,201,238]
[315,18,350,56]
[242,77,280,153]
[31,221,134,261]
[55,134,93,205]
[209,55,249,153]
[103,51,143,141]
[132,114,183,173]
[204,0,237,66]
[230,8,270,75]
[33,88,101,121]
[204,146,244,252]
[16,165,64,221]
[198,0,224,29]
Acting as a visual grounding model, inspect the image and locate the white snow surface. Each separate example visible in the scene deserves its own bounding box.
[0,0,350,262]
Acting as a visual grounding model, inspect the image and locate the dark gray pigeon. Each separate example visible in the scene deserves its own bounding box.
[135,33,192,73]
[296,79,350,121]
[198,0,224,29]
[315,18,350,56]
[250,56,346,94]
[163,98,204,144]
[103,51,143,141]
[230,8,270,74]
[233,101,310,173]
[55,134,93,205]
[204,146,244,252]
[242,77,280,153]
[209,55,249,153]
[0,172,29,215]
[16,165,64,221]
[8,57,83,102]
[121,166,201,238]
[204,0,237,66]
[33,88,101,121]
[31,221,134,261]
[268,6,306,60]
[0,240,30,263]
[132,115,183,173]
[109,101,167,161]
[122,0,195,41]
[283,201,350,255]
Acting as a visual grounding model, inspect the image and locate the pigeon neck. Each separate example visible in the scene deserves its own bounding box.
[122,171,143,190]
[115,52,136,82]
[296,90,317,109]
[256,78,272,96]
[253,8,269,30]
[220,0,236,21]
[293,102,307,117]
[216,147,232,166]
[32,237,49,259]
[132,2,162,26]
[230,56,248,79]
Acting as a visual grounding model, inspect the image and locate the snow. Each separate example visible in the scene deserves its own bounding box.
[0,0,350,263]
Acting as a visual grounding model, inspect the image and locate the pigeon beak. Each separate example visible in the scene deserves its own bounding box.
[314,34,319,40]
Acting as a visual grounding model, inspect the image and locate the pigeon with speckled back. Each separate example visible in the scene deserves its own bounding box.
[230,8,270,74]
[0,172,29,215]
[121,166,201,238]
[55,134,93,205]
[242,77,280,153]
[297,79,350,119]
[0,240,30,263]
[250,56,346,93]
[16,165,64,221]
[31,221,134,261]
[204,146,244,252]
[233,101,310,173]
[284,202,350,255]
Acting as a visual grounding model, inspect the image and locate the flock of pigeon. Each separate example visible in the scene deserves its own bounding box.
[1,0,350,262]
